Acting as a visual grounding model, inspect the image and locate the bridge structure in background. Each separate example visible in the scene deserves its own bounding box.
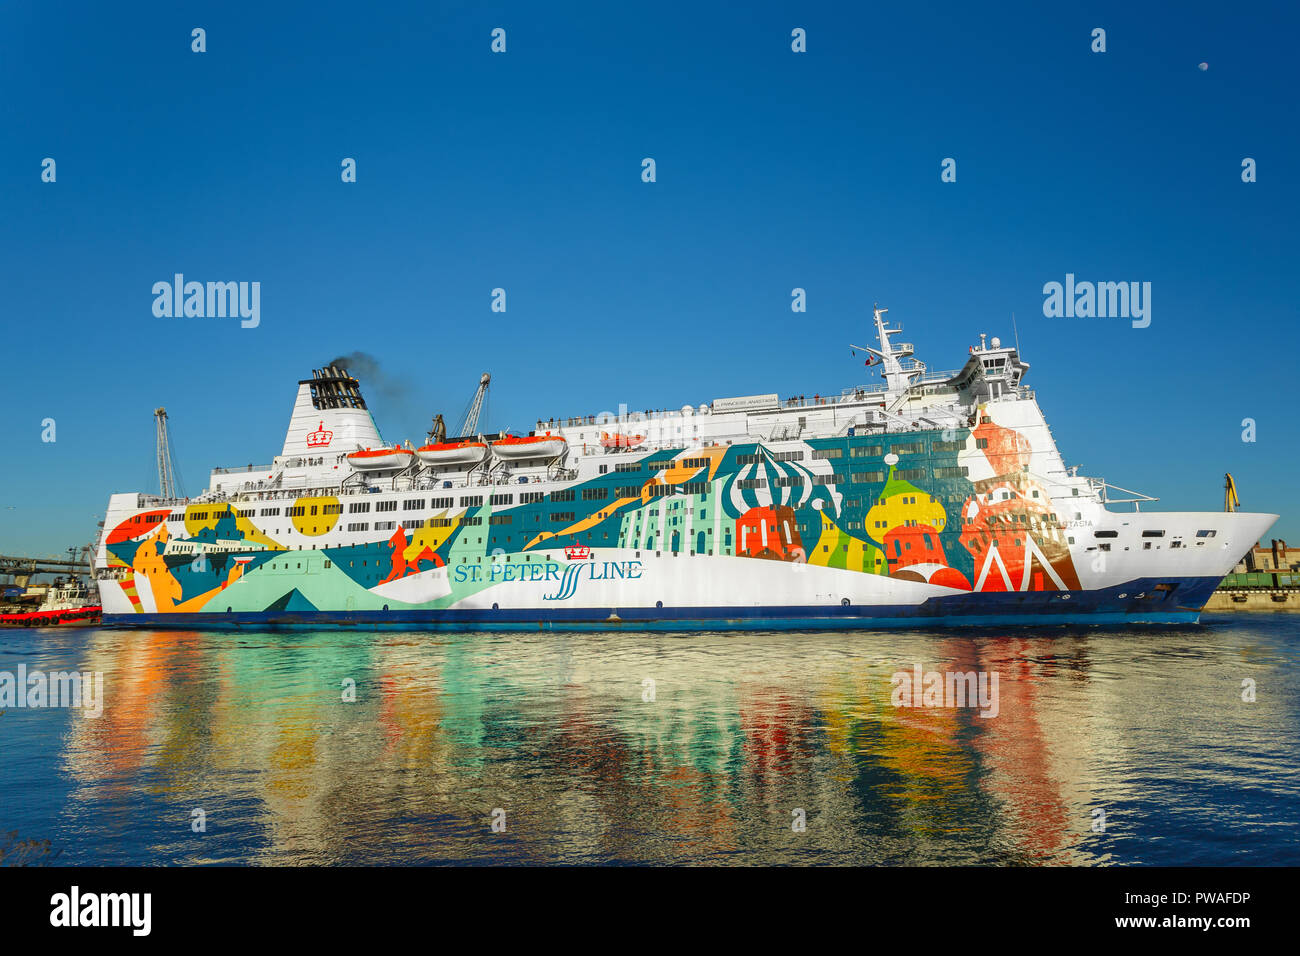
[0,551,93,589]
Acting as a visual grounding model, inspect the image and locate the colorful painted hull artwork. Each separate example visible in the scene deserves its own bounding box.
[95,308,1276,629]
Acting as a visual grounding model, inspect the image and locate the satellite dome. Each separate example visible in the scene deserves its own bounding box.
[990,337,1001,348]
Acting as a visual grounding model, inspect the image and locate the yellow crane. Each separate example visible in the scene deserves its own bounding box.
[1224,473,1241,513]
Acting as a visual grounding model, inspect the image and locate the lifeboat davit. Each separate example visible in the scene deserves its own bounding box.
[601,431,645,450]
[492,432,567,459]
[415,440,489,466]
[346,447,415,471]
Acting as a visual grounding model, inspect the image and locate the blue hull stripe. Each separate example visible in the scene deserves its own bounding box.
[105,576,1217,631]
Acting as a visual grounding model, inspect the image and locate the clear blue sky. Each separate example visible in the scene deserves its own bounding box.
[2,0,1297,557]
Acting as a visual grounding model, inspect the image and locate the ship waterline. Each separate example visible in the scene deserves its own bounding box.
[94,307,1276,628]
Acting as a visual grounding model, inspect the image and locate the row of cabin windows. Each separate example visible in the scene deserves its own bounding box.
[736,451,805,464]
[1094,529,1215,539]
[396,497,456,510]
[403,495,484,510]
[614,484,712,498]
[281,503,341,517]
[844,441,927,456]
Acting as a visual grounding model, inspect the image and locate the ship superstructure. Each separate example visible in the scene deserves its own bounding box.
[94,306,1277,628]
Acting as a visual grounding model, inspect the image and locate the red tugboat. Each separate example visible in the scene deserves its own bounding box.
[0,578,102,627]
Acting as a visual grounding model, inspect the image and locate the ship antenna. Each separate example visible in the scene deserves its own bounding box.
[1011,311,1021,354]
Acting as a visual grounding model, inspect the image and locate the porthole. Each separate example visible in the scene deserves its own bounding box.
[656,600,663,608]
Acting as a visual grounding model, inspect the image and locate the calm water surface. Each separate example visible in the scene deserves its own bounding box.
[2,615,1298,865]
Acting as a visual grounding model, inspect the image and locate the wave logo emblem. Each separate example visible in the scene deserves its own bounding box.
[545,564,582,601]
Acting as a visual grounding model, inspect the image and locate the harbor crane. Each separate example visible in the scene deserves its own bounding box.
[155,407,183,500]
[428,372,491,443]
[459,373,491,437]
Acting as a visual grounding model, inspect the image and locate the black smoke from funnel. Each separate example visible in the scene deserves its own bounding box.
[327,351,410,405]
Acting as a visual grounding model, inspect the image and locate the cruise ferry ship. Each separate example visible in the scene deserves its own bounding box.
[94,307,1276,629]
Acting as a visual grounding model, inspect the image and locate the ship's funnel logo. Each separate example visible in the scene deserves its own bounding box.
[306,421,334,448]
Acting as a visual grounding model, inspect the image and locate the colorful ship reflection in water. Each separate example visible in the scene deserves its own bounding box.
[4,619,1298,865]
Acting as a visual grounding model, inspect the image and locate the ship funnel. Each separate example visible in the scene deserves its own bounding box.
[282,366,384,458]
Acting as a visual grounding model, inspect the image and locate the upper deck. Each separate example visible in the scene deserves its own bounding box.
[129,306,1095,513]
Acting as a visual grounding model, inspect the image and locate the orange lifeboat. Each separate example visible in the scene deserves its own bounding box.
[345,446,415,471]
[415,440,489,466]
[491,432,567,459]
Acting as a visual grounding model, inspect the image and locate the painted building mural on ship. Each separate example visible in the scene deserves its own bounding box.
[99,406,1082,616]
